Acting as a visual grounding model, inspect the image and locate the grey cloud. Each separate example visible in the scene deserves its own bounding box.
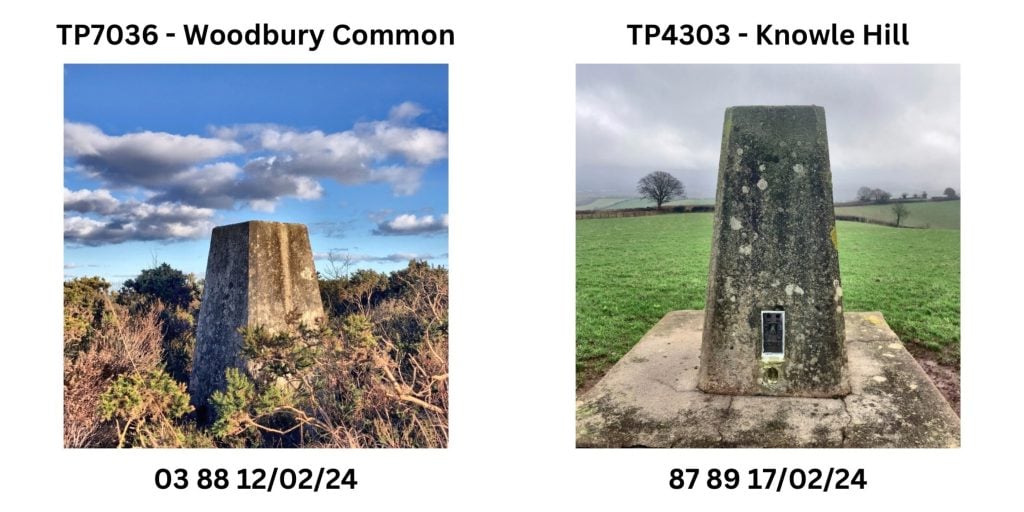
[390,101,426,120]
[367,208,395,223]
[64,188,119,214]
[576,65,960,201]
[149,161,322,211]
[64,190,215,246]
[372,213,449,236]
[64,121,243,189]
[310,220,357,238]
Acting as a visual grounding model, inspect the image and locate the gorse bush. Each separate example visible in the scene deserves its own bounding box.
[210,367,299,447]
[341,314,375,349]
[63,277,114,359]
[100,369,192,447]
[65,260,449,448]
[241,317,330,384]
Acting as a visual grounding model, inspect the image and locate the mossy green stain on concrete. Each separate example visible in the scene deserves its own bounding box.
[700,106,849,397]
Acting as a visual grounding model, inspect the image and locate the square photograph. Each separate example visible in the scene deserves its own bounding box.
[575,64,960,448]
[63,64,449,448]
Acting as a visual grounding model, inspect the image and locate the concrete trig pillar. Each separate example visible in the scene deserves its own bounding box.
[698,106,849,397]
[190,221,325,416]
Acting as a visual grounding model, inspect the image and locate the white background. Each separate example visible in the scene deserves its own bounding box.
[2,1,1021,510]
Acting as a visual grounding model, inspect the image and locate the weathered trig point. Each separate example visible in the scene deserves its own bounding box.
[576,106,960,448]
[699,106,849,397]
[190,221,324,417]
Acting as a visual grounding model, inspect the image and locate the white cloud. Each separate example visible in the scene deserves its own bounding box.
[368,166,425,196]
[373,213,449,236]
[389,101,426,121]
[366,123,448,166]
[226,108,447,196]
[248,199,277,212]
[64,188,119,214]
[64,216,106,241]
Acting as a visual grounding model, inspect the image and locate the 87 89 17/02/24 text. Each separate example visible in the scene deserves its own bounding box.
[669,467,867,491]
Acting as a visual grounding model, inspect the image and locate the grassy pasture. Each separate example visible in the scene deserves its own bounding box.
[576,213,960,388]
[835,200,960,229]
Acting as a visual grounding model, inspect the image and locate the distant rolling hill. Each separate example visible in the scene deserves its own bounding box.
[576,197,715,211]
[579,197,960,230]
[835,200,959,230]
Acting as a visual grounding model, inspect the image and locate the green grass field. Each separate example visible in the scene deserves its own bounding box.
[835,200,959,229]
[576,213,960,388]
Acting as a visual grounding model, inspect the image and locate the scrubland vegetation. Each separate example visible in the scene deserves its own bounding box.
[64,261,448,448]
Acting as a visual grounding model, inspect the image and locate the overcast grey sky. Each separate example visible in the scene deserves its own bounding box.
[576,64,960,202]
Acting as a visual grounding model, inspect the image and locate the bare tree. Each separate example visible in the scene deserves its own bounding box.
[892,203,911,227]
[637,171,686,209]
[323,250,354,280]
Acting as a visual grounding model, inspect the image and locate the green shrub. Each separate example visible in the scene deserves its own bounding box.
[63,276,113,358]
[341,314,375,348]
[209,368,295,446]
[99,369,193,447]
[120,263,201,310]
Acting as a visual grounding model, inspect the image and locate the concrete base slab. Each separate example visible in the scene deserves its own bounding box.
[576,311,960,448]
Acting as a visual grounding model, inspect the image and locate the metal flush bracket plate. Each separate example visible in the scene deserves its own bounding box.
[761,310,785,360]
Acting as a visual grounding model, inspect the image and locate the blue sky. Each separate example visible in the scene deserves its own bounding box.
[64,64,448,286]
